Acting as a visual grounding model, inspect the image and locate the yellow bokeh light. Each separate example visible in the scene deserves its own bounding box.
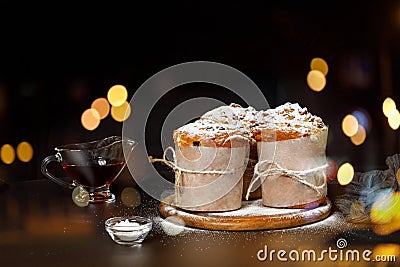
[337,162,354,185]
[370,192,400,224]
[310,57,329,76]
[91,97,110,119]
[111,101,131,122]
[382,97,396,117]
[307,70,326,92]
[341,114,359,137]
[81,108,100,131]
[107,84,128,107]
[388,109,400,130]
[1,144,15,164]
[72,186,89,207]
[121,187,141,208]
[16,141,33,162]
[350,125,366,146]
[372,244,400,258]
[372,193,400,235]
[373,220,400,235]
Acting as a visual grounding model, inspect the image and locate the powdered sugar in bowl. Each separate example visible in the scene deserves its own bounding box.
[105,216,152,246]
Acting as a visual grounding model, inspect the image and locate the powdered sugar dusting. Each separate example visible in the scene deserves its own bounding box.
[174,103,259,144]
[206,199,297,217]
[255,102,327,136]
[174,119,249,139]
[200,103,258,127]
[154,207,359,235]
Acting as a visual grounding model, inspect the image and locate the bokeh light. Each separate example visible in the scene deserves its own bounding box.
[1,144,15,164]
[383,97,396,117]
[121,187,141,208]
[307,70,326,92]
[81,108,101,131]
[107,84,128,107]
[350,125,367,146]
[91,97,110,120]
[373,214,400,235]
[325,159,338,181]
[161,216,186,236]
[370,192,400,224]
[373,221,400,236]
[342,114,359,137]
[388,109,400,130]
[310,57,329,76]
[372,244,400,259]
[72,186,90,207]
[352,108,372,134]
[111,101,131,122]
[16,141,33,162]
[337,162,354,185]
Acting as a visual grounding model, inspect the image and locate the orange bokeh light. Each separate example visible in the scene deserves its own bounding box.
[81,108,100,131]
[91,98,110,120]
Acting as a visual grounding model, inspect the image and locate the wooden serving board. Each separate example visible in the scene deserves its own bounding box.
[159,195,332,231]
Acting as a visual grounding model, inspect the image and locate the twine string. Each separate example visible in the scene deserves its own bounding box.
[149,146,246,175]
[149,145,247,200]
[245,160,328,200]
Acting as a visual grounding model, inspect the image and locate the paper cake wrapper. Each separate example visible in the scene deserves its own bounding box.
[257,129,328,208]
[174,144,248,212]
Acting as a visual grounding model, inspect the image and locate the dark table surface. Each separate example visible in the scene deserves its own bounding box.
[0,171,399,267]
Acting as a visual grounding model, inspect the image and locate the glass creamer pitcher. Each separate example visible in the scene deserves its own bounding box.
[41,136,137,203]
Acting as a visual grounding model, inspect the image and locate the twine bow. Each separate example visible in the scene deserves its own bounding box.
[245,160,328,200]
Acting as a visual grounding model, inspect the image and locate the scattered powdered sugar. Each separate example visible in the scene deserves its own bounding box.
[174,103,260,144]
[152,210,365,255]
[159,216,186,236]
[205,199,297,217]
[174,119,249,139]
[173,118,254,147]
[255,102,327,136]
[153,209,359,242]
[200,103,258,127]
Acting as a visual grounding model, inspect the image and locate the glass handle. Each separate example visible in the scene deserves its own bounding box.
[41,155,76,189]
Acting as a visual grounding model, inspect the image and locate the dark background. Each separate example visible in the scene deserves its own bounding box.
[0,1,398,182]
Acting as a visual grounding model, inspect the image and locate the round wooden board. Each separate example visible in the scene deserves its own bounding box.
[159,196,332,231]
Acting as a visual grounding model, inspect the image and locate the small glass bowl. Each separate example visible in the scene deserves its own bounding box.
[105,216,152,246]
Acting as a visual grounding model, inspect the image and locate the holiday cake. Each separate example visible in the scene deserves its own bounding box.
[251,102,328,208]
[199,103,261,199]
[172,119,251,212]
[158,102,328,213]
